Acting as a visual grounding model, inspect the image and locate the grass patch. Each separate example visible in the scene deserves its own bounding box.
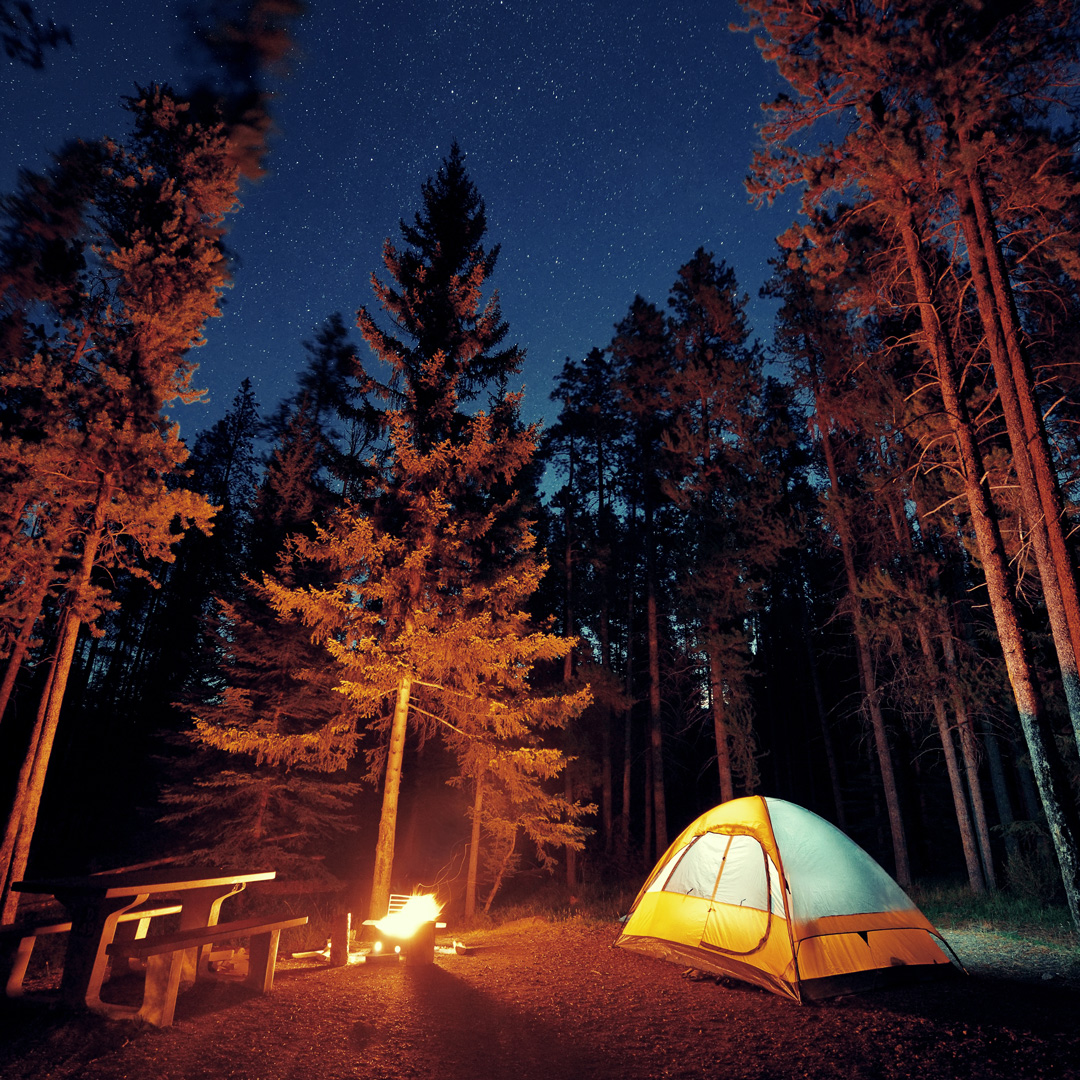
[483,877,1078,949]
[473,881,638,930]
[909,880,1077,946]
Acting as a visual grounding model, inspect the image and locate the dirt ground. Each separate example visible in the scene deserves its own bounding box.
[1,917,1079,1080]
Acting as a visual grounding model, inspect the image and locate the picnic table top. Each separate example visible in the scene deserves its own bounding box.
[14,866,276,898]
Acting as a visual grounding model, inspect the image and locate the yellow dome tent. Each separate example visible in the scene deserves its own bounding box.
[616,796,961,1001]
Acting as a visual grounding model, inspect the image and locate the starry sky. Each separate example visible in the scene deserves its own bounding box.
[2,0,795,440]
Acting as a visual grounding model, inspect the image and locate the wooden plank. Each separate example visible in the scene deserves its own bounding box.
[107,915,308,960]
[15,867,276,898]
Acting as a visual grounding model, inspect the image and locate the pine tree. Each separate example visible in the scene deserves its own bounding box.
[0,87,240,919]
[664,248,794,803]
[741,0,1080,926]
[265,146,590,918]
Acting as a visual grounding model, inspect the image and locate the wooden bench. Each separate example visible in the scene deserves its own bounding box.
[1,901,182,998]
[104,914,308,1027]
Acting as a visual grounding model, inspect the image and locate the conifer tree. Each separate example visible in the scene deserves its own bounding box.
[165,389,367,884]
[741,0,1080,926]
[265,146,589,918]
[544,347,627,857]
[0,87,242,919]
[664,248,794,804]
[610,297,674,862]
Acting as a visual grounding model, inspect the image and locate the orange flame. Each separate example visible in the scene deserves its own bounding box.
[373,894,442,939]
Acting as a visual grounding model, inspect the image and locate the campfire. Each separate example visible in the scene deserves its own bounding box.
[362,893,446,966]
[372,893,443,941]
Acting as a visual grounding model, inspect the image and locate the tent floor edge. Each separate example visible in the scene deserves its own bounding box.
[615,933,802,1003]
[797,960,965,1002]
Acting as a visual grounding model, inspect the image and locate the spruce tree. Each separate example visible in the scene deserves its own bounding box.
[664,249,794,804]
[0,88,237,918]
[265,146,589,917]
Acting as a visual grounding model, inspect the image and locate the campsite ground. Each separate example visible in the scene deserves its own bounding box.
[1,916,1078,1080]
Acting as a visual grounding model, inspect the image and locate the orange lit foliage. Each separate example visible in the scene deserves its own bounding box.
[0,86,241,917]
[740,0,1080,925]
[265,147,590,909]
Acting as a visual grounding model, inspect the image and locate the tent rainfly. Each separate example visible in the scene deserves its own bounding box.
[616,796,961,1001]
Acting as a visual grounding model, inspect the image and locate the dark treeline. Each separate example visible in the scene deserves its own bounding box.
[3,0,1080,926]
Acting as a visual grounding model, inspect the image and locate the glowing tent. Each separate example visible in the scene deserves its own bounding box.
[616,796,960,1001]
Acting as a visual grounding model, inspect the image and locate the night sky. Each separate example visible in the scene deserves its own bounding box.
[2,0,794,439]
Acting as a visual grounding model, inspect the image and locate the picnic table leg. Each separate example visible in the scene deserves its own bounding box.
[3,932,38,997]
[245,929,281,992]
[136,951,186,1027]
[177,883,246,982]
[56,892,150,1011]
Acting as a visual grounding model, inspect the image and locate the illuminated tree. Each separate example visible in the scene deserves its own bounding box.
[265,146,589,918]
[0,87,241,918]
[741,0,1080,922]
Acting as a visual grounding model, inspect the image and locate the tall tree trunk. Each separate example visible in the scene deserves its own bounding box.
[601,707,613,855]
[707,641,735,802]
[956,183,1080,746]
[0,625,62,922]
[0,484,108,923]
[620,571,633,860]
[564,766,577,888]
[981,717,1021,866]
[464,774,483,920]
[809,352,910,885]
[645,561,666,857]
[481,826,517,916]
[938,613,998,890]
[798,582,846,828]
[914,619,984,892]
[0,577,50,728]
[967,166,1080,696]
[369,675,411,921]
[898,209,1080,928]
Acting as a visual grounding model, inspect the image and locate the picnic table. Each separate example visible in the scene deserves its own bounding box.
[11,865,300,1024]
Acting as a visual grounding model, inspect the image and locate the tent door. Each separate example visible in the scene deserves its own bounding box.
[699,833,776,956]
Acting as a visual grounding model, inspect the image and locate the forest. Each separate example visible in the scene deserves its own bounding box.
[3,0,1080,934]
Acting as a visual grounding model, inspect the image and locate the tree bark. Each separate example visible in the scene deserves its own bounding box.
[707,642,735,802]
[955,182,1080,745]
[967,167,1080,665]
[915,619,984,892]
[645,564,666,857]
[0,481,109,923]
[938,613,997,890]
[564,766,577,888]
[798,581,846,828]
[464,774,483,920]
[809,350,910,885]
[369,675,411,921]
[898,209,1080,927]
[0,578,51,729]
